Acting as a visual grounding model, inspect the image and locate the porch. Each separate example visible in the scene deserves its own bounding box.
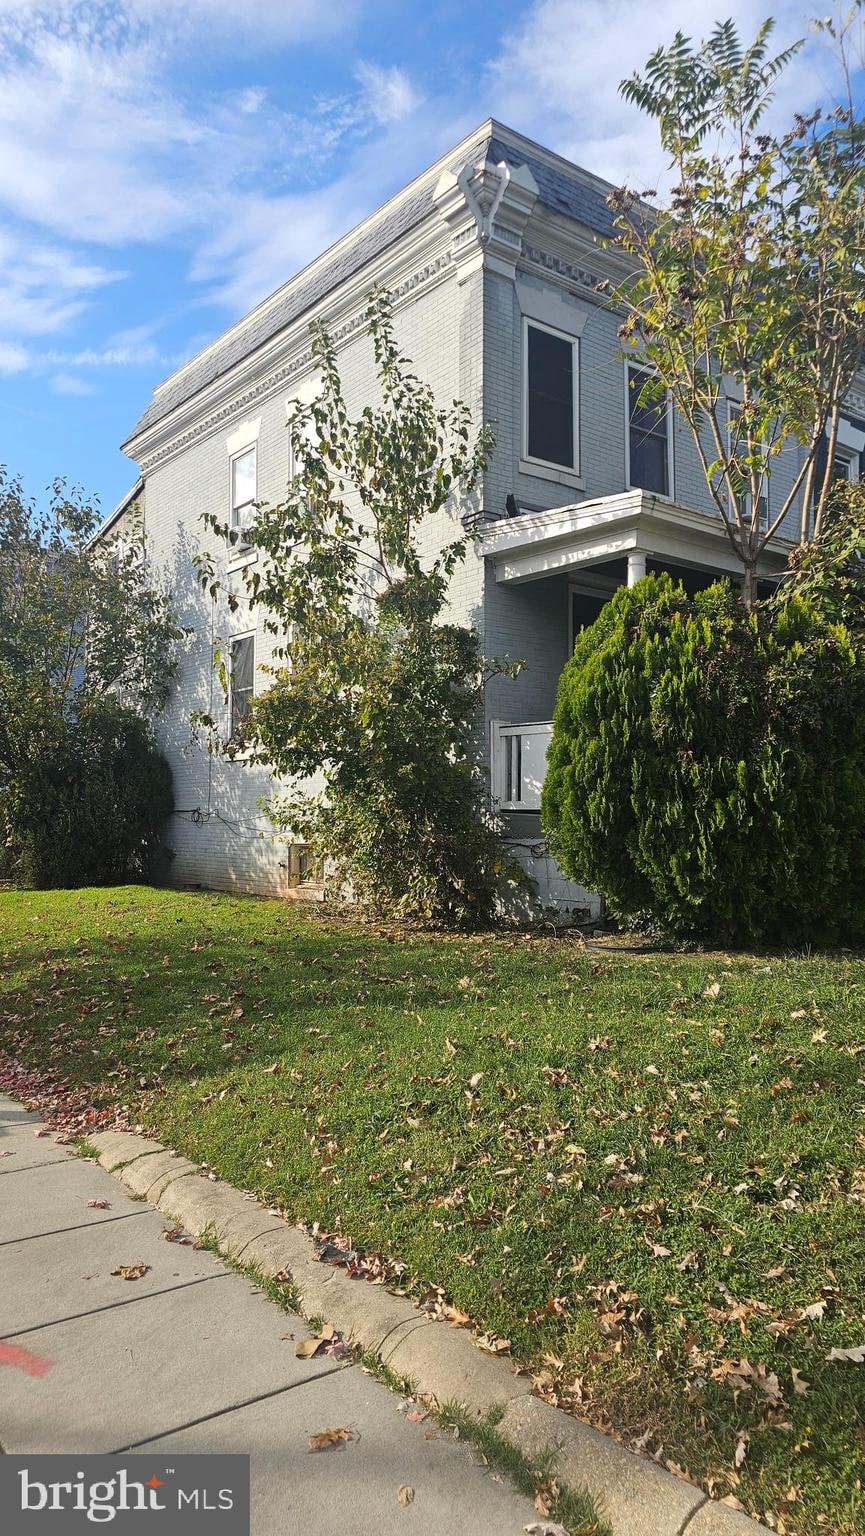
[482,490,790,919]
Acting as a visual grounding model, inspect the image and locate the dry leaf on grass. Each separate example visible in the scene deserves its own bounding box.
[396,1486,414,1507]
[791,1368,810,1395]
[307,1426,350,1453]
[111,1263,149,1281]
[87,1198,110,1209]
[827,1343,865,1363]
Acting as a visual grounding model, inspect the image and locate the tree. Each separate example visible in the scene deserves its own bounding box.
[195,288,513,924]
[0,468,183,886]
[541,571,865,944]
[0,468,184,786]
[609,12,865,607]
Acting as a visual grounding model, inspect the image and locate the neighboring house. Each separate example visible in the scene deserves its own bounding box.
[106,118,865,914]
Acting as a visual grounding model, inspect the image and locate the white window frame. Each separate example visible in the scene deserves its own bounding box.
[228,631,256,741]
[522,317,580,475]
[229,444,257,542]
[832,445,860,483]
[624,361,674,499]
[727,399,769,533]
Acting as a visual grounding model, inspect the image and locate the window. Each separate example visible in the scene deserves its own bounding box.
[627,366,670,496]
[524,320,578,470]
[832,446,860,484]
[727,402,768,531]
[229,634,255,738]
[230,445,257,536]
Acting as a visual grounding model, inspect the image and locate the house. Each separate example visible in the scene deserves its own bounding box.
[108,118,865,914]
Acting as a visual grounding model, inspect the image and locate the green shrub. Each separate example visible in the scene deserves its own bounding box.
[265,617,503,927]
[2,700,174,889]
[541,573,865,945]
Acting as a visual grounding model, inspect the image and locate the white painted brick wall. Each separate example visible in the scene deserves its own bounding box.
[129,195,814,909]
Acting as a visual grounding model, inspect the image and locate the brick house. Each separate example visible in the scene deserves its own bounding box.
[106,119,865,913]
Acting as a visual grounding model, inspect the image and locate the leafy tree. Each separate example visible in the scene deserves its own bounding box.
[0,468,184,785]
[3,699,174,889]
[196,288,514,924]
[772,476,865,633]
[542,572,865,944]
[0,468,183,886]
[610,12,865,607]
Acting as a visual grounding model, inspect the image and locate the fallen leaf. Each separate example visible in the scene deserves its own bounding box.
[86,1198,110,1209]
[307,1426,350,1452]
[828,1343,865,1363]
[161,1224,192,1244]
[643,1234,673,1259]
[295,1332,333,1360]
[791,1368,810,1395]
[704,982,721,1000]
[524,1524,569,1536]
[262,1062,282,1075]
[468,1072,484,1090]
[799,1301,827,1322]
[735,1433,749,1469]
[111,1263,149,1281]
[406,1409,428,1424]
[396,1486,414,1507]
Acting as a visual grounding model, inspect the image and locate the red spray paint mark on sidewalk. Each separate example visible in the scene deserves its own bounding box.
[0,1341,54,1377]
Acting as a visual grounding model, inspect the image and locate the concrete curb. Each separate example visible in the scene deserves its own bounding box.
[88,1129,765,1536]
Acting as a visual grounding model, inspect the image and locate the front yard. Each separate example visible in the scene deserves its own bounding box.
[1,885,863,1534]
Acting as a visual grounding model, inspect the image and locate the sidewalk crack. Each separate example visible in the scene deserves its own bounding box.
[0,1272,233,1340]
[0,1210,153,1248]
[111,1366,348,1452]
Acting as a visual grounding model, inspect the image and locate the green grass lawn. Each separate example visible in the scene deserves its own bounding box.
[1,885,863,1534]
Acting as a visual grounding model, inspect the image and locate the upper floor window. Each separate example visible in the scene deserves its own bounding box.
[627,366,670,496]
[229,633,255,739]
[230,445,257,536]
[523,319,579,471]
[727,401,768,531]
[832,445,860,484]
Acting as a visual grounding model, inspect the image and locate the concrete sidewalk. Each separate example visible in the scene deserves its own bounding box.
[0,1096,542,1535]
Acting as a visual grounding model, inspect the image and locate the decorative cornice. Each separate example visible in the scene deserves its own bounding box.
[521,242,606,298]
[138,250,453,473]
[434,155,539,279]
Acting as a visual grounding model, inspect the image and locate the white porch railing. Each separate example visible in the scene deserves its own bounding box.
[490,720,553,811]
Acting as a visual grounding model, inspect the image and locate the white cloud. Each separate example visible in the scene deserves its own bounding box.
[50,372,96,395]
[487,0,846,190]
[0,231,120,336]
[355,60,423,125]
[0,341,28,373]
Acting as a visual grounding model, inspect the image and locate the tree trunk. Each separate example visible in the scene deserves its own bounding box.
[741,563,758,611]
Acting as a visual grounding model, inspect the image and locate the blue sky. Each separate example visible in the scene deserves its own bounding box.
[0,0,855,517]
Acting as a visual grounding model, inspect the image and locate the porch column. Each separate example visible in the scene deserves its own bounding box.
[627,551,647,586]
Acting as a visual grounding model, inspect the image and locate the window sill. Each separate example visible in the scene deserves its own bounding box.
[519,458,584,489]
[228,546,258,573]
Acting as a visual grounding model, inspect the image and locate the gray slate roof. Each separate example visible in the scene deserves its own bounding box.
[125,124,617,448]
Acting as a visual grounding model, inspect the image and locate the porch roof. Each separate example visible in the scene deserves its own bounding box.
[481,489,791,585]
